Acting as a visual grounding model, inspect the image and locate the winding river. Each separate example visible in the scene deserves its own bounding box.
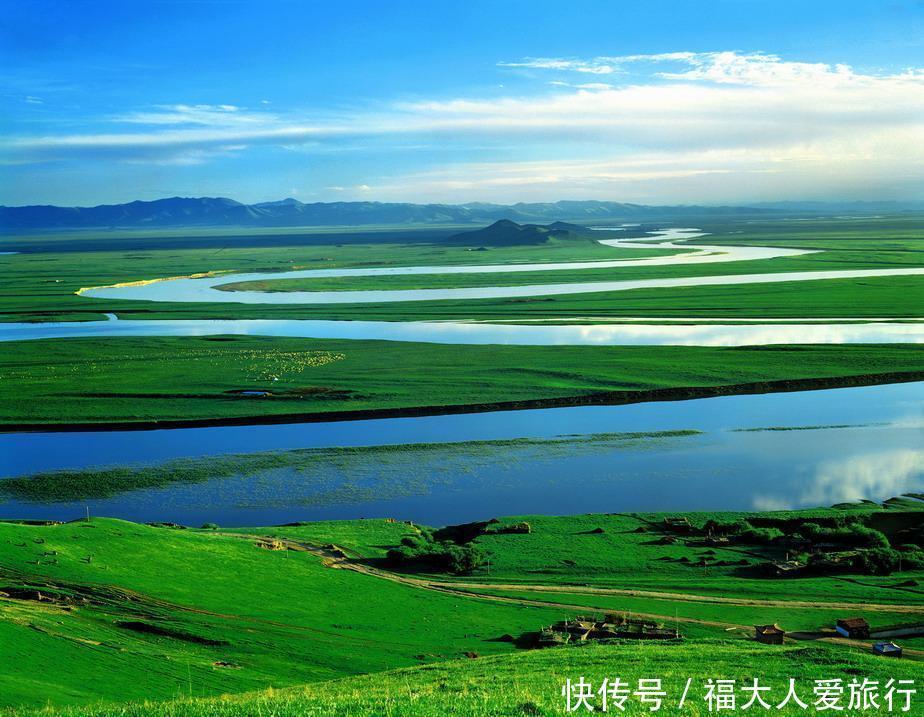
[78,228,924,305]
[2,226,923,522]
[3,226,918,346]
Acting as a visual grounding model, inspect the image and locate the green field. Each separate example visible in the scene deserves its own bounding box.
[3,215,922,427]
[2,215,923,715]
[0,228,664,324]
[12,642,924,716]
[0,501,922,713]
[1,338,921,426]
[2,216,923,324]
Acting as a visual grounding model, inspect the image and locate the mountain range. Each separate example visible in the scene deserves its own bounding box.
[0,196,770,231]
[3,196,920,231]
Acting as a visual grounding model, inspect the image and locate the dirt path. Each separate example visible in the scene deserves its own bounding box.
[222,533,924,660]
[426,580,924,615]
[248,534,924,615]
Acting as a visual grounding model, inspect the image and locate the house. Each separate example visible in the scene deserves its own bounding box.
[781,536,812,551]
[557,620,595,641]
[664,517,692,533]
[836,618,870,639]
[545,616,681,643]
[755,624,786,645]
[765,561,804,578]
[872,642,903,658]
[537,628,570,647]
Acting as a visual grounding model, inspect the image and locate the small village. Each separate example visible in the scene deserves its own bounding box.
[537,613,681,647]
[753,615,924,658]
[524,515,924,657]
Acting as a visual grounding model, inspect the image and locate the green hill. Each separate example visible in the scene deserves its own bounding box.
[13,640,923,716]
[445,219,595,246]
[1,503,922,713]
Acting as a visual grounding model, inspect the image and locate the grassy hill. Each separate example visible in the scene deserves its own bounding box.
[12,640,924,716]
[0,502,922,712]
[445,220,597,246]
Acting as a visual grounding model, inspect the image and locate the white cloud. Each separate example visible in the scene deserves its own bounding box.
[113,103,270,127]
[498,57,618,74]
[759,449,924,509]
[4,51,923,201]
[548,81,613,90]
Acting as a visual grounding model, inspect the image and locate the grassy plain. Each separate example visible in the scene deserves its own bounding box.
[1,338,921,426]
[216,274,924,320]
[1,216,922,323]
[0,229,657,323]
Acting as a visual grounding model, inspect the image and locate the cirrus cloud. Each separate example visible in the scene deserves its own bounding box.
[3,51,923,202]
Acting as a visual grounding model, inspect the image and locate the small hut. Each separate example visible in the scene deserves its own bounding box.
[664,517,692,533]
[755,624,785,645]
[766,561,803,578]
[872,642,903,658]
[836,618,870,639]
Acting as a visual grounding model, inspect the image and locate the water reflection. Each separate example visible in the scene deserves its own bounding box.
[82,266,924,305]
[2,317,922,346]
[1,382,921,526]
[75,227,891,306]
[756,449,924,509]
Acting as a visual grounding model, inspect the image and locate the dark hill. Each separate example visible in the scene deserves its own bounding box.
[445,220,594,246]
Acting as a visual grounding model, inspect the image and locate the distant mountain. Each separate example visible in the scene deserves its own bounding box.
[0,197,262,230]
[447,219,595,246]
[750,200,924,212]
[0,196,777,231]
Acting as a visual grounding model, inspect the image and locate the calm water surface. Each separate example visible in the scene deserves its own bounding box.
[3,317,922,346]
[1,382,921,526]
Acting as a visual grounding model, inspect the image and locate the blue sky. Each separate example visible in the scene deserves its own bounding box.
[2,0,923,206]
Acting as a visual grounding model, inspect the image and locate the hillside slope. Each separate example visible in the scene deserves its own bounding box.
[12,641,923,716]
[445,219,597,246]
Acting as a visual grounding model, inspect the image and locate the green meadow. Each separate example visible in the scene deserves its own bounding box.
[0,501,922,713]
[1,216,922,324]
[13,643,924,716]
[1,338,921,426]
[2,215,923,715]
[2,215,922,427]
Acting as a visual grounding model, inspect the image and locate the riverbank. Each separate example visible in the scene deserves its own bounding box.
[5,369,924,433]
[2,338,922,430]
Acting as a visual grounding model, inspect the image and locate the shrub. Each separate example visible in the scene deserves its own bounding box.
[851,548,901,576]
[385,536,487,575]
[738,526,784,544]
[488,521,531,535]
[703,519,751,536]
[796,522,889,549]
